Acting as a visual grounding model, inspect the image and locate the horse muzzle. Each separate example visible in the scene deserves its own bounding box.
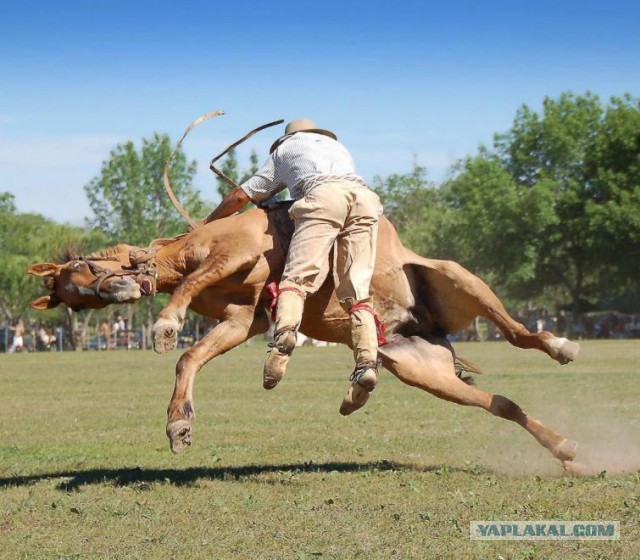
[101,276,143,303]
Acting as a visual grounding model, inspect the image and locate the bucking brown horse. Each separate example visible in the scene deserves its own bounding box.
[27,204,580,468]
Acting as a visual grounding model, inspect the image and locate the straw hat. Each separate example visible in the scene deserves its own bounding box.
[270,118,337,153]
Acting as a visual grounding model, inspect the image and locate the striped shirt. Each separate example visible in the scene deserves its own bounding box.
[240,132,367,203]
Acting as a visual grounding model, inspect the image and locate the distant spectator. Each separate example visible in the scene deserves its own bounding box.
[99,321,111,350]
[113,315,126,333]
[8,321,25,353]
[37,325,51,351]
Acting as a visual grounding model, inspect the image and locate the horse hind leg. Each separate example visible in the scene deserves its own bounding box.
[379,335,577,465]
[416,259,580,365]
[465,274,580,364]
[483,305,580,365]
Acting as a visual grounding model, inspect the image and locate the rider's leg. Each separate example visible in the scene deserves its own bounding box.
[263,284,305,389]
[338,299,381,415]
[263,186,346,388]
[334,185,383,415]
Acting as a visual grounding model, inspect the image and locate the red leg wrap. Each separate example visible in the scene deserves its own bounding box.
[349,302,388,346]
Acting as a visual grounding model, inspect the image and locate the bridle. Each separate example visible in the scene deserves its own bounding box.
[79,256,127,297]
[70,249,158,308]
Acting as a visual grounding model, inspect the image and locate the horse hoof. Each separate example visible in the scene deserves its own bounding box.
[554,438,578,462]
[166,419,192,454]
[563,460,593,476]
[153,318,180,354]
[549,338,580,365]
[263,349,290,390]
[557,339,580,364]
[339,368,377,416]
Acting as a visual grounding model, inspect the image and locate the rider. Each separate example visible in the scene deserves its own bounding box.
[204,119,383,414]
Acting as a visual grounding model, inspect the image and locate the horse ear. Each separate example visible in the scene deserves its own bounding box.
[30,294,62,310]
[27,263,60,277]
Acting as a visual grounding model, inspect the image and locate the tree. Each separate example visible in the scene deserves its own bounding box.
[0,192,111,349]
[442,92,640,312]
[83,133,212,346]
[84,132,206,245]
[373,164,446,257]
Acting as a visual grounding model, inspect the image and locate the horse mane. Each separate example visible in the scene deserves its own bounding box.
[89,244,133,259]
[55,244,135,264]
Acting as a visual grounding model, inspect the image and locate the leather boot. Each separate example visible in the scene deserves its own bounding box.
[339,304,379,415]
[339,362,378,416]
[263,287,305,389]
[263,328,297,389]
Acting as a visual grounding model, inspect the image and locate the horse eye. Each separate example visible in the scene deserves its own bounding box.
[72,261,83,270]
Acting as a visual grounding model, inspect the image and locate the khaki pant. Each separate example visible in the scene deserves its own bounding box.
[281,181,382,302]
[274,180,382,366]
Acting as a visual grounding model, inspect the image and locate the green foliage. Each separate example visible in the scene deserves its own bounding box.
[442,92,640,309]
[0,194,109,322]
[439,156,558,297]
[373,165,446,257]
[84,132,206,245]
[0,192,16,213]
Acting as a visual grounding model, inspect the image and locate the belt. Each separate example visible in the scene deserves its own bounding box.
[301,174,368,190]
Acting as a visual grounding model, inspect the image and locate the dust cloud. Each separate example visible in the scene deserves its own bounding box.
[477,385,640,478]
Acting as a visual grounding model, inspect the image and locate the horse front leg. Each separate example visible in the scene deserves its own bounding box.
[166,306,268,454]
[153,251,259,353]
[379,335,578,466]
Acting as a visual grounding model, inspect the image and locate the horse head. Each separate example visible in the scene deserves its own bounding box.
[27,245,156,311]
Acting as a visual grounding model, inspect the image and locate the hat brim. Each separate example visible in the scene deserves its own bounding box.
[270,128,337,154]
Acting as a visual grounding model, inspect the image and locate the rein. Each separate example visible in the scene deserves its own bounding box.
[163,110,284,229]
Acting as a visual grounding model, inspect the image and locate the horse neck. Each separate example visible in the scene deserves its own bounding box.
[153,239,192,293]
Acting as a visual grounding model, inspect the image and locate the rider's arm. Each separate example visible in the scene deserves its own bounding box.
[203,187,251,223]
[204,154,283,223]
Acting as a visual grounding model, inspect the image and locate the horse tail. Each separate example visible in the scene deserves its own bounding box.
[454,357,483,386]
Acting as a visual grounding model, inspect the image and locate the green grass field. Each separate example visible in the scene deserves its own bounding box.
[1,340,638,559]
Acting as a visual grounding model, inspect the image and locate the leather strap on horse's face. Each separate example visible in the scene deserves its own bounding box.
[80,256,119,297]
[129,248,158,296]
[78,254,157,299]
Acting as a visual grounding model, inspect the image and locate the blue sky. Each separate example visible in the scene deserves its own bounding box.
[2,0,639,225]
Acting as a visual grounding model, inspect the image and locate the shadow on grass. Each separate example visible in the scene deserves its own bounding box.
[0,460,489,491]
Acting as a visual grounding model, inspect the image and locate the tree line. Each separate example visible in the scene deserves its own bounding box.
[2,91,638,348]
[375,92,640,317]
